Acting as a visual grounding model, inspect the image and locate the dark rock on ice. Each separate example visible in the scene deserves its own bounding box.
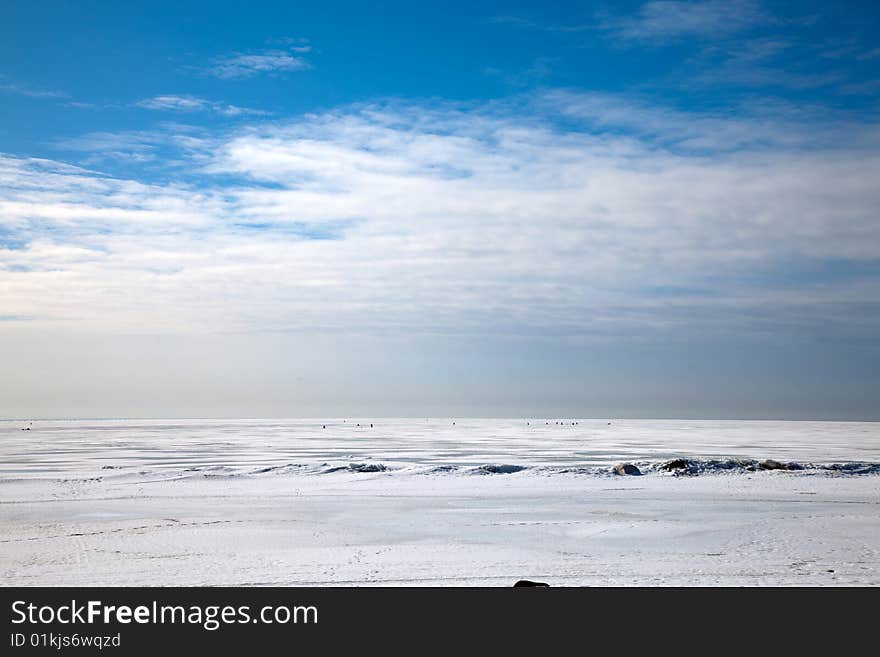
[513,580,549,587]
[758,459,791,470]
[348,463,387,473]
[321,463,389,473]
[822,462,880,474]
[661,458,691,471]
[613,463,641,476]
[471,464,527,475]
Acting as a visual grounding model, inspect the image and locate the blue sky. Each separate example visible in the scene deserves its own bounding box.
[1,1,879,419]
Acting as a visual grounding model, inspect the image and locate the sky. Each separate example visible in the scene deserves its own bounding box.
[1,0,879,419]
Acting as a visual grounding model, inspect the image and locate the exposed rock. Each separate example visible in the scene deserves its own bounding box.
[823,463,880,474]
[759,459,799,470]
[614,463,641,476]
[348,463,387,473]
[471,464,527,475]
[513,580,549,587]
[661,458,691,471]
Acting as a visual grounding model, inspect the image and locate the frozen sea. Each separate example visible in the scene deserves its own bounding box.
[1,418,879,478]
[1,419,879,586]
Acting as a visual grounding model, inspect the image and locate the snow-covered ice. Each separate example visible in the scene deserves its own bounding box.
[1,418,878,585]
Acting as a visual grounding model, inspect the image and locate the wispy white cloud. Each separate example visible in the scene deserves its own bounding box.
[52,131,164,162]
[266,36,312,52]
[208,49,311,79]
[0,78,67,99]
[52,126,212,164]
[63,101,100,109]
[489,15,592,33]
[686,38,844,90]
[2,95,879,341]
[136,94,268,116]
[539,90,875,151]
[839,79,880,95]
[857,47,880,61]
[137,95,208,111]
[598,0,773,44]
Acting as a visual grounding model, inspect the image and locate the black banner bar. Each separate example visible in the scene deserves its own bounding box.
[1,587,873,654]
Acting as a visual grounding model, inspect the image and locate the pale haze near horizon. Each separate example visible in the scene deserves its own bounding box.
[2,329,877,420]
